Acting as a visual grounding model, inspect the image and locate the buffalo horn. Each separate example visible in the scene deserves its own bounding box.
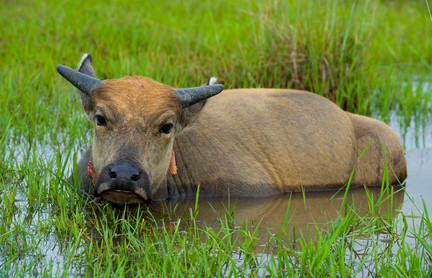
[176,84,224,108]
[56,65,102,97]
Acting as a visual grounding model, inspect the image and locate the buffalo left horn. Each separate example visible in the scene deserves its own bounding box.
[176,84,224,108]
[56,65,102,97]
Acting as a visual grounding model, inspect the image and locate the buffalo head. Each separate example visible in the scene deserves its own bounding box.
[57,54,223,206]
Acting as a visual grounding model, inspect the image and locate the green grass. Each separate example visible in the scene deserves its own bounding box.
[1,0,432,276]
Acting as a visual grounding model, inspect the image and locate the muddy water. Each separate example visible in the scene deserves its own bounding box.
[152,113,432,244]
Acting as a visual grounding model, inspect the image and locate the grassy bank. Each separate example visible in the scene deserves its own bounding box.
[1,0,432,276]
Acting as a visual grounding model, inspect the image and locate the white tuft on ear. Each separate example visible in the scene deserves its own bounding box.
[208,76,218,85]
[77,53,91,70]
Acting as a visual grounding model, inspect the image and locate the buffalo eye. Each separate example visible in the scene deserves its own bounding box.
[159,123,173,134]
[95,115,107,127]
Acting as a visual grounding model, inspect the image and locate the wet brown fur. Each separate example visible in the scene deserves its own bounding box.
[71,57,407,203]
[167,89,407,198]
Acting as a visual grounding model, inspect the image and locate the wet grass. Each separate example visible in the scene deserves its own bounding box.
[1,0,432,276]
[1,171,431,276]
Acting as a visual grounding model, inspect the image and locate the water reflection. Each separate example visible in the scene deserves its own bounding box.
[403,148,432,215]
[389,113,432,151]
[389,113,432,217]
[149,186,405,246]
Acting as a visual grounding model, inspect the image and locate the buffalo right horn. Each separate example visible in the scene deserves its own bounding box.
[57,65,102,97]
[176,84,224,108]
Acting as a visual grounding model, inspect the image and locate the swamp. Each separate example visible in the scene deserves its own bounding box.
[1,0,432,277]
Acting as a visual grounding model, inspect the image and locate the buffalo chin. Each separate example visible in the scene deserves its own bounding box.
[101,190,148,206]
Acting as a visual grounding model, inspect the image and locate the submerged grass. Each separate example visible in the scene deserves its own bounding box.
[1,0,432,276]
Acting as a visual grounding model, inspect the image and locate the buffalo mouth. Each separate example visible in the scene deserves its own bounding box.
[91,161,152,206]
[99,188,149,206]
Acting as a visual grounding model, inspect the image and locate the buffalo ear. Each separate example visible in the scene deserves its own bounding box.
[178,100,207,131]
[77,53,96,115]
[177,77,223,131]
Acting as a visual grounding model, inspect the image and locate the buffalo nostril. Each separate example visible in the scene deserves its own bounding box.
[109,167,117,179]
[106,163,142,182]
[131,174,140,182]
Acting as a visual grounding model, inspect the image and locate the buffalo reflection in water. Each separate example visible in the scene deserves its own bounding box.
[148,185,405,247]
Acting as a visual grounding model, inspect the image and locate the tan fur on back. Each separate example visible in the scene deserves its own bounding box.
[167,89,407,197]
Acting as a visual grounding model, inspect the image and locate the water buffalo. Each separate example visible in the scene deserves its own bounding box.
[58,54,407,206]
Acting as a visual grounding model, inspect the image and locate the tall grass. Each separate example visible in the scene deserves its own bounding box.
[1,0,432,276]
[1,0,432,142]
